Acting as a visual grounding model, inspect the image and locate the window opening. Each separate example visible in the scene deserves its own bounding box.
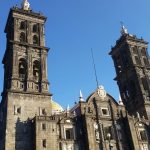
[33,24,38,33]
[143,58,149,66]
[42,123,46,130]
[104,126,112,140]
[101,108,109,116]
[42,139,46,148]
[42,109,47,115]
[141,48,146,56]
[20,32,26,42]
[17,107,21,114]
[33,35,39,45]
[19,58,27,80]
[14,106,21,115]
[139,130,147,141]
[135,56,141,65]
[133,47,138,54]
[142,78,149,91]
[20,21,26,30]
[65,128,73,139]
[33,60,40,81]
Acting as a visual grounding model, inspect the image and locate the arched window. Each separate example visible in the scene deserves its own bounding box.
[33,35,39,45]
[143,58,149,66]
[141,48,146,56]
[20,21,26,30]
[33,24,38,33]
[132,47,138,54]
[129,80,136,98]
[141,78,149,91]
[135,56,141,65]
[20,32,26,42]
[33,60,40,80]
[19,58,27,80]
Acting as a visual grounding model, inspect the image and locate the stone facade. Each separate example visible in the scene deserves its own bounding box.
[0,3,150,150]
[0,5,52,150]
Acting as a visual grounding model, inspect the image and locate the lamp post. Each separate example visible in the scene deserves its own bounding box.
[107,133,113,150]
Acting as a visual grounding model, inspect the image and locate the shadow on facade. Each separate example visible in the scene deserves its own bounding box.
[15,118,34,150]
[145,125,150,144]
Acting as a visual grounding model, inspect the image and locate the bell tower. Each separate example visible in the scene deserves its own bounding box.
[0,1,52,149]
[109,26,150,119]
[3,1,49,94]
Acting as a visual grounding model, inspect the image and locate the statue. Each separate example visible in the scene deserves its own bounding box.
[22,0,30,11]
[120,22,128,35]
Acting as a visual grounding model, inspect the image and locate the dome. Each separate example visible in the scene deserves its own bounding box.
[51,100,63,114]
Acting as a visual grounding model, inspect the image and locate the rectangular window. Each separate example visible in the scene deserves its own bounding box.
[139,130,147,141]
[104,126,114,140]
[143,58,149,66]
[14,106,21,115]
[132,47,138,54]
[41,108,47,115]
[36,85,39,90]
[135,56,141,65]
[42,123,46,130]
[104,126,112,140]
[101,108,110,116]
[65,128,74,139]
[20,83,24,89]
[17,107,21,114]
[42,139,47,148]
[142,78,149,91]
[141,48,146,56]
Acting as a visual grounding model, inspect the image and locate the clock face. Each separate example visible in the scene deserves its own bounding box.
[97,86,106,98]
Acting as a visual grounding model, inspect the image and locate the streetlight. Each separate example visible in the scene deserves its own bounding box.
[107,133,113,150]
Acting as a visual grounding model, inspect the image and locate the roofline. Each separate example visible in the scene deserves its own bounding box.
[5,7,47,33]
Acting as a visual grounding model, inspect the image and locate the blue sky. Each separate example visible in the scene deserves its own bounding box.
[0,0,150,108]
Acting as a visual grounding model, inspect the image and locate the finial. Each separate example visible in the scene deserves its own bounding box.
[79,90,84,102]
[120,21,128,35]
[118,95,123,105]
[22,0,30,11]
[67,105,70,112]
[73,111,76,116]
[136,112,141,121]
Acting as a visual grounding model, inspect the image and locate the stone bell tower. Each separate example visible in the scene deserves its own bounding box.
[109,26,150,119]
[0,1,52,149]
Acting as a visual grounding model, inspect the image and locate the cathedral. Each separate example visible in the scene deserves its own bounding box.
[0,0,150,150]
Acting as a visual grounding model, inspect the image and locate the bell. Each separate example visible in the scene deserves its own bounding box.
[20,64,24,69]
[36,72,39,77]
[34,67,38,71]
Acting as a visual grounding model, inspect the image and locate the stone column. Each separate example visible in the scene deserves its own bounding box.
[12,45,19,78]
[41,50,48,81]
[27,48,34,91]
[40,24,45,46]
[14,18,18,41]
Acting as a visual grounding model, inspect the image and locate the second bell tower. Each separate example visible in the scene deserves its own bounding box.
[109,26,150,119]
